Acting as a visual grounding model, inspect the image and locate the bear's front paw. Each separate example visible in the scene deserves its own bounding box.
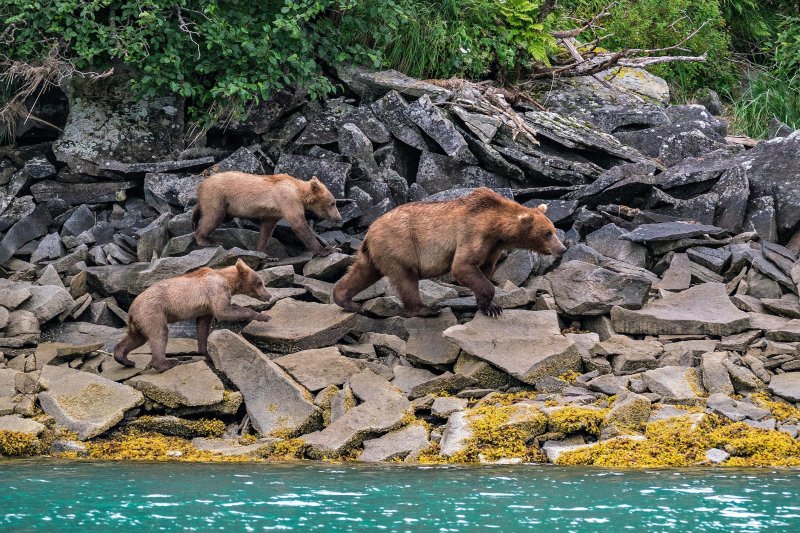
[479,303,503,319]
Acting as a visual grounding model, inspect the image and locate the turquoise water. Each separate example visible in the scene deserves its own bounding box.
[2,461,800,531]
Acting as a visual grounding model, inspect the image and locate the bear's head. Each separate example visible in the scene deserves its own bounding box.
[515,204,567,257]
[234,259,270,300]
[305,176,342,222]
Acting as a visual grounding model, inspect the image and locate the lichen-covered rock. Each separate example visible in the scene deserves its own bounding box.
[126,361,224,408]
[242,299,356,353]
[444,310,580,384]
[207,330,320,437]
[358,424,430,462]
[38,365,144,440]
[53,69,184,176]
[642,366,704,405]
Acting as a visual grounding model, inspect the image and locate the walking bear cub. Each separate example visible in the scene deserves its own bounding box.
[113,259,271,372]
[193,171,342,259]
[333,188,566,318]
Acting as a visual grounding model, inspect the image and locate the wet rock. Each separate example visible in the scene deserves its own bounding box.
[38,365,144,440]
[207,330,320,436]
[274,347,363,392]
[548,260,651,316]
[126,361,224,408]
[444,310,580,385]
[358,424,430,462]
[642,366,704,405]
[611,283,749,336]
[53,70,184,176]
[768,372,800,402]
[404,309,460,366]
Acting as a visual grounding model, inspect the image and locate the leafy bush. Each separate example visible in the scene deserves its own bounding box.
[732,16,800,138]
[558,0,736,96]
[0,0,557,121]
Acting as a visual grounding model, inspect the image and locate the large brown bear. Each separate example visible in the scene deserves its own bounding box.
[192,172,342,259]
[333,188,566,318]
[113,259,271,372]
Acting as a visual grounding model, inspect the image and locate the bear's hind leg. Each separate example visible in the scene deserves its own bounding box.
[194,202,226,247]
[386,269,440,318]
[333,258,382,313]
[113,330,147,367]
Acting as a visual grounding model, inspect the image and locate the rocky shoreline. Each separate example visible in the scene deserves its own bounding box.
[1,66,800,466]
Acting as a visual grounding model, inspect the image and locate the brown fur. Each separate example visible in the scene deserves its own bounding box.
[193,172,342,259]
[333,188,567,318]
[113,259,271,372]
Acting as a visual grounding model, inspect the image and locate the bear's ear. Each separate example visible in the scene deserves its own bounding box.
[537,203,548,213]
[235,258,248,274]
[310,176,322,192]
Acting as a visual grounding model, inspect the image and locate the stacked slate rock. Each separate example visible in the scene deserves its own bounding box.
[0,65,799,463]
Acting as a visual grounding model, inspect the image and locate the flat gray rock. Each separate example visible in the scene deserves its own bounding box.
[700,352,734,395]
[444,310,580,384]
[358,424,430,462]
[0,414,46,436]
[126,361,224,408]
[39,365,144,440]
[207,330,320,437]
[586,223,647,267]
[611,283,749,336]
[768,372,800,402]
[302,253,356,282]
[242,299,356,353]
[17,283,75,323]
[439,410,472,457]
[620,222,726,242]
[391,366,437,396]
[404,309,460,366]
[274,347,363,392]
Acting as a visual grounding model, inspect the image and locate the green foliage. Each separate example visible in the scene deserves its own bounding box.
[719,0,796,57]
[559,0,736,95]
[732,16,800,138]
[0,0,557,121]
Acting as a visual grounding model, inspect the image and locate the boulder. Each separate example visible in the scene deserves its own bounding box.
[0,204,52,265]
[242,299,356,353]
[53,70,184,176]
[38,365,144,440]
[126,361,224,408]
[358,424,430,462]
[406,95,472,162]
[0,414,46,438]
[207,330,320,437]
[391,366,438,396]
[700,352,734,395]
[611,283,749,336]
[439,411,472,457]
[404,309,460,366]
[431,397,469,418]
[273,154,349,198]
[548,260,651,316]
[641,366,704,405]
[585,224,647,267]
[444,310,580,384]
[17,284,75,323]
[302,253,356,282]
[274,347,363,392]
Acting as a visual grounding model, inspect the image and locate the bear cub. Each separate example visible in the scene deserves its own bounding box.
[193,171,342,259]
[113,259,271,372]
